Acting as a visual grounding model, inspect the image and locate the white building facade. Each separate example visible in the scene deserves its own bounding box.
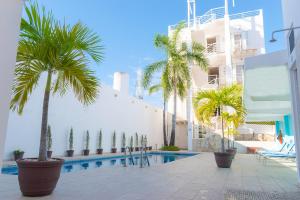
[167,2,266,150]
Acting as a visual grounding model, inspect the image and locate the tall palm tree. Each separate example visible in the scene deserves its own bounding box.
[148,84,171,146]
[10,3,104,161]
[143,22,208,146]
[193,84,245,152]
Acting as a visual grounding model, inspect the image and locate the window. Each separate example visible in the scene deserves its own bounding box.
[206,37,217,53]
[289,29,295,54]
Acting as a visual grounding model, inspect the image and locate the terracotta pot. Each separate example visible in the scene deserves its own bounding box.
[96,149,103,154]
[135,147,140,151]
[226,148,237,159]
[17,158,64,197]
[121,147,126,153]
[47,151,52,159]
[247,147,258,154]
[83,149,90,156]
[14,152,24,161]
[214,152,233,168]
[111,148,117,153]
[66,150,74,157]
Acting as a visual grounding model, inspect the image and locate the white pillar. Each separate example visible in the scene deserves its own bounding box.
[0,0,24,167]
[224,0,233,85]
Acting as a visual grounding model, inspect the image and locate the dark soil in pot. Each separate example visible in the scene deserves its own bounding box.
[14,152,24,161]
[66,150,74,157]
[214,152,233,168]
[17,158,64,197]
[83,149,90,156]
[96,149,103,154]
[111,148,117,153]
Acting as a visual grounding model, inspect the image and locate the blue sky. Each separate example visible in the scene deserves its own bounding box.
[29,0,285,107]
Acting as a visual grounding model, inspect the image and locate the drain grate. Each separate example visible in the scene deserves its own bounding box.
[224,190,300,200]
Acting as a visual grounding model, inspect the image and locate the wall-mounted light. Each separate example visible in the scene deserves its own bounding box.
[270,26,300,43]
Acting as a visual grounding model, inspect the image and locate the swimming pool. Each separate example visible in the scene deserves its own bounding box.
[1,152,197,175]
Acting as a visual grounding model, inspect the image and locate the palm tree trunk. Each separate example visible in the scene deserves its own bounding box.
[221,116,225,152]
[38,70,52,161]
[169,89,177,146]
[227,127,230,149]
[163,99,168,146]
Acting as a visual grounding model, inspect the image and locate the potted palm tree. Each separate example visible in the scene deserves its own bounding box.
[13,149,24,161]
[83,131,90,156]
[46,125,52,158]
[135,133,139,151]
[129,136,134,152]
[142,22,208,147]
[96,129,103,154]
[66,128,74,157]
[10,2,103,196]
[111,131,117,153]
[121,132,126,153]
[193,85,245,168]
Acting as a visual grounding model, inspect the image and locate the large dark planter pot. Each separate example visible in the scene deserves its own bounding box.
[66,150,74,157]
[121,147,126,153]
[17,158,64,197]
[214,152,233,168]
[96,149,103,155]
[47,151,52,159]
[111,148,117,153]
[226,148,237,159]
[14,152,24,161]
[129,147,134,152]
[135,147,139,151]
[83,149,90,156]
[149,146,152,151]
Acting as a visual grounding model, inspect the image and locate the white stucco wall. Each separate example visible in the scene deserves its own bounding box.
[4,75,165,160]
[282,0,300,38]
[0,0,23,166]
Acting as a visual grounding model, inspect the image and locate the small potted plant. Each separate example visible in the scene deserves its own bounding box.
[47,125,52,158]
[13,149,24,161]
[96,129,103,154]
[129,136,134,152]
[83,131,90,156]
[111,131,117,153]
[135,133,139,151]
[121,132,126,152]
[66,128,74,157]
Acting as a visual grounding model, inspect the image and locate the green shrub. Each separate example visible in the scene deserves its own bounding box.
[160,146,180,151]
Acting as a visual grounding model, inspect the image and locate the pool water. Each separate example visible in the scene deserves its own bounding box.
[1,152,196,175]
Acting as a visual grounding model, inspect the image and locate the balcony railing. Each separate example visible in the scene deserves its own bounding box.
[169,8,262,31]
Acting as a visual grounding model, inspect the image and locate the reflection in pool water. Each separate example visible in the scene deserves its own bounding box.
[2,153,196,175]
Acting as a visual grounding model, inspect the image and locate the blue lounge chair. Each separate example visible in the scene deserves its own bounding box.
[257,143,294,160]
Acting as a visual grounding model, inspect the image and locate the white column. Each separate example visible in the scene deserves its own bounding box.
[186,30,194,151]
[289,67,300,183]
[224,0,233,85]
[0,0,24,167]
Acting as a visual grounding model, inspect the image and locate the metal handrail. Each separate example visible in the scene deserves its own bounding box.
[123,146,135,167]
[168,8,261,31]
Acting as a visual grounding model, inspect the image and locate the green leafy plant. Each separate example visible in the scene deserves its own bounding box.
[160,146,180,151]
[121,132,126,148]
[47,125,52,151]
[143,22,208,146]
[85,131,90,150]
[112,131,116,148]
[69,128,74,150]
[193,84,245,152]
[13,149,25,155]
[135,133,139,147]
[10,3,104,161]
[130,136,133,148]
[98,129,102,149]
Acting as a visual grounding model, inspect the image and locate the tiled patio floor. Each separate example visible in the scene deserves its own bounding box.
[0,153,299,200]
